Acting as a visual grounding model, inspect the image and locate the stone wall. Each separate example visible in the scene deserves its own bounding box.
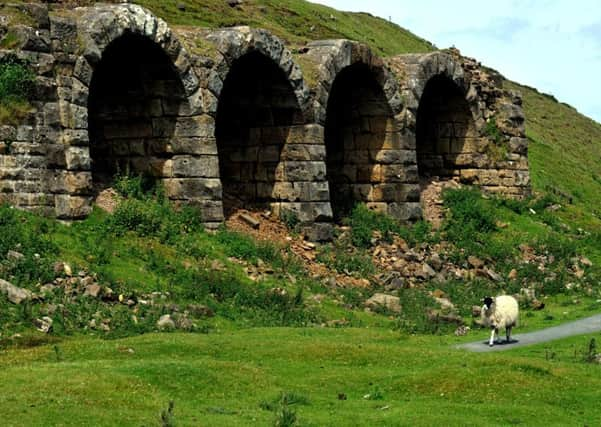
[0,3,530,235]
[388,50,530,196]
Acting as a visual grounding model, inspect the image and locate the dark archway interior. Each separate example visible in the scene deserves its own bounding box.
[325,63,393,221]
[88,32,186,188]
[216,51,302,216]
[416,75,475,178]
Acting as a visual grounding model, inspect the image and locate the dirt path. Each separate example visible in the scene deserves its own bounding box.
[458,314,601,352]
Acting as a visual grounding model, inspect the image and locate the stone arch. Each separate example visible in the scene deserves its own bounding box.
[60,4,222,224]
[399,52,482,180]
[307,41,418,221]
[205,28,331,224]
[87,32,186,185]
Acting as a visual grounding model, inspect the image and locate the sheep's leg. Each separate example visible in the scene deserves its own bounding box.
[506,326,512,343]
[489,328,497,346]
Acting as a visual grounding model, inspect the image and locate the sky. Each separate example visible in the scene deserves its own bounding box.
[313,0,601,123]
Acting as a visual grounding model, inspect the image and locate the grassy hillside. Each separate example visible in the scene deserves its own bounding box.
[133,0,434,55]
[506,81,601,228]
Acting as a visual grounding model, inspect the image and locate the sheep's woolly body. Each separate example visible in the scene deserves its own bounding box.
[481,295,519,346]
[481,295,519,329]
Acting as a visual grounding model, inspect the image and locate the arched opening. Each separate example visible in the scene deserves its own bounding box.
[216,51,303,217]
[325,63,394,221]
[88,33,186,189]
[415,75,475,178]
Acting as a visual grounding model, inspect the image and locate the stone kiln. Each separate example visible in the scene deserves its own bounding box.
[0,3,529,238]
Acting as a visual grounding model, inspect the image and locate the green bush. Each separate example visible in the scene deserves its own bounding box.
[0,54,35,104]
[107,197,203,243]
[347,204,434,248]
[317,244,375,277]
[442,188,497,253]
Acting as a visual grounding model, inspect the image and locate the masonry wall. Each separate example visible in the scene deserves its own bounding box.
[0,3,529,234]
[390,51,530,197]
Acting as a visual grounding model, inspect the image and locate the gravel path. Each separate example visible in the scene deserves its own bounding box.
[458,314,601,352]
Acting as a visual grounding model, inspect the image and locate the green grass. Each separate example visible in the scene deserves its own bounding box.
[505,81,601,230]
[1,329,601,426]
[132,0,434,56]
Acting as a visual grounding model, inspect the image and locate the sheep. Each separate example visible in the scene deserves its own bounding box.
[481,295,519,347]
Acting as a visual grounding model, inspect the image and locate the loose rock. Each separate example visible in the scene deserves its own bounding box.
[34,316,53,333]
[157,314,176,330]
[365,293,401,313]
[0,279,32,304]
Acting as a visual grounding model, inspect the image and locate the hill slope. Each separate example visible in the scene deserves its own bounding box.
[127,0,435,55]
[506,82,601,226]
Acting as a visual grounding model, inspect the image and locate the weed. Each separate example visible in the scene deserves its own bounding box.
[583,338,598,363]
[260,391,307,427]
[274,402,297,427]
[317,244,375,277]
[280,209,300,232]
[113,172,161,200]
[484,117,503,145]
[160,400,176,427]
[53,344,63,362]
[364,384,384,400]
[347,204,397,247]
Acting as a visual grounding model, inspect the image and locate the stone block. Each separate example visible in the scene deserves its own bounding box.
[509,137,528,155]
[73,57,93,86]
[258,145,281,162]
[170,137,218,156]
[172,155,220,178]
[284,161,327,182]
[381,164,417,182]
[46,144,66,168]
[55,195,92,219]
[65,146,90,171]
[164,178,222,200]
[61,130,89,146]
[386,202,422,221]
[302,222,334,242]
[185,199,224,223]
[174,115,215,138]
[43,103,60,127]
[272,182,299,201]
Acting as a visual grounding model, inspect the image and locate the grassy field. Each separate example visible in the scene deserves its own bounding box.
[1,328,601,426]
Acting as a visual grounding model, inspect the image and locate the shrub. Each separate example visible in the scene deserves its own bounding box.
[317,244,375,277]
[347,204,433,248]
[107,197,203,243]
[442,188,497,254]
[0,54,35,104]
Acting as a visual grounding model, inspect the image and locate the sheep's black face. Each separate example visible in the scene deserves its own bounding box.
[483,296,493,309]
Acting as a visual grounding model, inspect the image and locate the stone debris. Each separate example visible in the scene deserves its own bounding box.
[365,293,402,313]
[83,284,102,298]
[0,279,33,304]
[239,213,260,229]
[6,250,25,262]
[454,325,470,336]
[157,314,176,330]
[34,316,53,333]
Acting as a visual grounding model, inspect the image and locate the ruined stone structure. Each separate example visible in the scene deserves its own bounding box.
[0,3,529,237]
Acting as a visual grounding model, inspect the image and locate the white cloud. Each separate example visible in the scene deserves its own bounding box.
[312,0,601,123]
